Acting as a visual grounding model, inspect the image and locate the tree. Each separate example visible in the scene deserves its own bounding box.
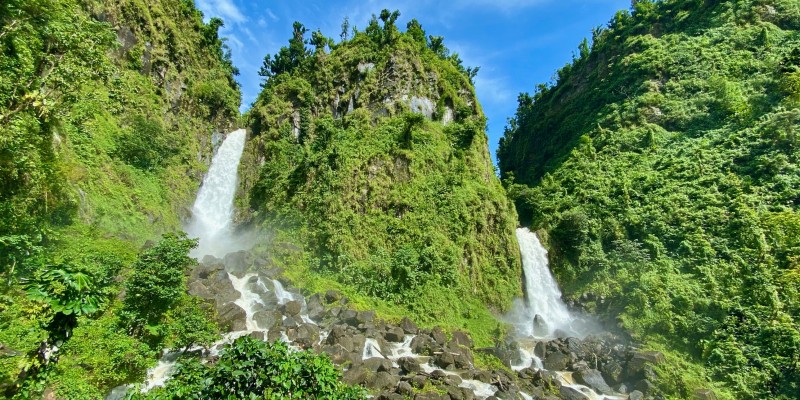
[258,21,310,81]
[121,233,197,336]
[340,16,350,42]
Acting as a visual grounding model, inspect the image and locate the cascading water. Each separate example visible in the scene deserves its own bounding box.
[186,128,247,258]
[507,227,598,339]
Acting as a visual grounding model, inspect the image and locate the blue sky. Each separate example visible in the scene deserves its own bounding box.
[196,0,626,163]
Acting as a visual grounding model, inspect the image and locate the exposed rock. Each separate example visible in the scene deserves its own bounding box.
[281,300,301,316]
[534,341,546,358]
[560,385,593,400]
[399,317,419,334]
[398,356,421,374]
[601,360,623,384]
[385,327,406,342]
[627,351,665,379]
[217,302,246,331]
[411,334,434,355]
[287,323,320,348]
[342,365,370,386]
[396,381,414,396]
[628,390,644,400]
[635,379,655,395]
[223,251,250,275]
[543,351,570,371]
[431,327,447,345]
[450,331,473,348]
[433,351,456,370]
[573,369,613,395]
[363,357,393,373]
[369,371,399,390]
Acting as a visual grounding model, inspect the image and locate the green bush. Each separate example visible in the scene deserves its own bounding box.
[137,336,366,399]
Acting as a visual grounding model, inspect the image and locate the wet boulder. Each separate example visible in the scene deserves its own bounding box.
[560,385,593,400]
[398,356,421,374]
[223,250,251,276]
[363,357,393,373]
[543,351,570,371]
[216,302,246,331]
[574,369,613,395]
[281,300,302,316]
[384,326,406,342]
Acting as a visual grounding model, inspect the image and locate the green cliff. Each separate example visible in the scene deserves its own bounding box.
[1,0,239,396]
[241,14,521,336]
[498,0,800,398]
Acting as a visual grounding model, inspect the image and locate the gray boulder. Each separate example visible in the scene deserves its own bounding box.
[574,369,613,395]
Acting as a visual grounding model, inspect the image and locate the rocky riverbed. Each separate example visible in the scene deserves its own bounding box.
[142,249,678,400]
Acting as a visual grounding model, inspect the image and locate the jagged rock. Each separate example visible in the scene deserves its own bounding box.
[431,327,447,345]
[430,369,449,380]
[363,357,393,373]
[325,326,354,352]
[450,330,473,348]
[534,341,546,358]
[396,381,414,396]
[248,331,265,341]
[410,374,427,388]
[627,351,665,379]
[560,385,593,400]
[356,310,376,325]
[574,369,613,395]
[281,300,301,316]
[187,280,213,299]
[628,390,644,400]
[601,360,623,384]
[252,310,279,330]
[223,251,250,275]
[325,290,342,303]
[433,351,456,370]
[398,356,421,373]
[472,370,493,384]
[340,309,359,326]
[385,327,405,342]
[342,365,370,386]
[411,334,434,355]
[377,393,404,400]
[306,294,325,321]
[543,351,570,371]
[399,317,419,334]
[217,302,246,331]
[281,316,299,328]
[369,371,399,390]
[443,374,462,387]
[494,340,522,368]
[635,379,655,395]
[287,323,320,348]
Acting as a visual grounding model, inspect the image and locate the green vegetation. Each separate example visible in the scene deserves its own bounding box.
[241,11,521,338]
[498,0,800,398]
[0,0,240,397]
[135,336,366,399]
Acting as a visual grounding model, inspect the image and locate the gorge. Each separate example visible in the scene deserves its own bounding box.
[1,0,798,399]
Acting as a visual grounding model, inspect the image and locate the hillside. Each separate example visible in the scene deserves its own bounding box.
[0,0,239,396]
[497,0,800,398]
[240,14,521,339]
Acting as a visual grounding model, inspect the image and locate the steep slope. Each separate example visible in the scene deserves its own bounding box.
[241,15,521,337]
[498,0,799,398]
[0,0,239,396]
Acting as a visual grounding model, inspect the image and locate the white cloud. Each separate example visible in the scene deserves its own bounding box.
[474,74,513,104]
[461,0,550,9]
[266,8,279,21]
[196,0,246,24]
[257,18,267,27]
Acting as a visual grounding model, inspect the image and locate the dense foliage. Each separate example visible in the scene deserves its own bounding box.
[498,0,800,398]
[0,0,239,397]
[137,336,366,399]
[241,12,521,336]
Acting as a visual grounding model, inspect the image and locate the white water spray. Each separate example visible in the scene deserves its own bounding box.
[508,228,598,339]
[186,129,247,258]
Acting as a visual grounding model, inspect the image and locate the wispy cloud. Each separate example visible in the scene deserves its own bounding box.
[461,0,551,10]
[196,0,246,24]
[474,74,513,104]
[266,8,279,21]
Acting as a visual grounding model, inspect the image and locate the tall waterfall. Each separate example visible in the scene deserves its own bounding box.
[508,227,597,339]
[186,129,247,258]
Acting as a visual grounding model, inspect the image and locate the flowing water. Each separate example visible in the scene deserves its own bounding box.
[507,227,599,339]
[186,128,247,258]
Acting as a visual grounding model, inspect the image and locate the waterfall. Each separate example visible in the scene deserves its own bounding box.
[186,129,247,258]
[509,227,598,339]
